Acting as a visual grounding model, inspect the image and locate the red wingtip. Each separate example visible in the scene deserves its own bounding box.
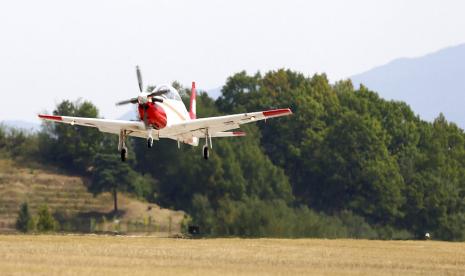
[38,114,62,121]
[262,108,293,118]
[192,81,196,89]
[233,131,246,136]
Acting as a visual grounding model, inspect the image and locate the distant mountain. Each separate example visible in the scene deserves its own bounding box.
[1,120,40,132]
[351,43,465,127]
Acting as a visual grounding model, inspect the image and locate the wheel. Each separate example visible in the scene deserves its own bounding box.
[147,137,153,148]
[202,145,209,160]
[120,148,127,162]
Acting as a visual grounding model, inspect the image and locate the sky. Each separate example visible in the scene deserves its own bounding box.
[1,0,465,122]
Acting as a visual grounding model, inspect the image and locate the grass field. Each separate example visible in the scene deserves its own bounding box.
[1,235,464,275]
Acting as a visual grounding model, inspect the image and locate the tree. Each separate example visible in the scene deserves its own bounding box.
[36,205,57,232]
[38,99,105,174]
[16,202,35,233]
[91,153,153,213]
[20,70,465,240]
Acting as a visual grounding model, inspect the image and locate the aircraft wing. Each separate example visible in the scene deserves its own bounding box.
[38,107,292,142]
[160,108,292,140]
[38,114,146,136]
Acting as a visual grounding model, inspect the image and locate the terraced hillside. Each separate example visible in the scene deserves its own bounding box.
[0,159,185,235]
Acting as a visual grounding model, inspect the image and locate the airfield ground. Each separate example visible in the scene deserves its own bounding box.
[0,235,464,275]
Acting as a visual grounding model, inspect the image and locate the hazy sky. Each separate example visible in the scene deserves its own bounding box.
[1,0,465,121]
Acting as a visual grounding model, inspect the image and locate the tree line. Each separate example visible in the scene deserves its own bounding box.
[2,69,465,240]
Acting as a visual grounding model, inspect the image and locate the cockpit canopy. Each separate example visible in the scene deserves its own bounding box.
[153,85,182,101]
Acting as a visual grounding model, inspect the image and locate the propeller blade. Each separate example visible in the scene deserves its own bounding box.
[148,89,170,97]
[136,65,143,92]
[116,98,138,106]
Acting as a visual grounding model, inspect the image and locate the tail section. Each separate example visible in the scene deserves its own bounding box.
[189,81,196,119]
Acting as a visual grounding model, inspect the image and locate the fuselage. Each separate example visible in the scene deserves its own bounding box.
[137,84,190,129]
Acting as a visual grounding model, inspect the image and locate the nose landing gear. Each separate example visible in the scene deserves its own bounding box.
[147,128,154,149]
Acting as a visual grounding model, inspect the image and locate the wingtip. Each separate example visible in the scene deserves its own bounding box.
[38,114,62,121]
[233,131,246,136]
[263,108,293,118]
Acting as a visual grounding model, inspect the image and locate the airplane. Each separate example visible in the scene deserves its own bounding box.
[38,66,292,162]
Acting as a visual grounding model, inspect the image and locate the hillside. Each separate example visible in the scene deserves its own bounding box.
[0,159,185,235]
[351,43,465,127]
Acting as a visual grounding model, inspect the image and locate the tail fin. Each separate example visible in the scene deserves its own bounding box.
[189,81,196,119]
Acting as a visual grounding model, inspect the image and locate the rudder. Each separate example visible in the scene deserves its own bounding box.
[189,81,196,119]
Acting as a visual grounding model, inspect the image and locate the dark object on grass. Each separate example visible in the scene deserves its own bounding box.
[188,225,200,235]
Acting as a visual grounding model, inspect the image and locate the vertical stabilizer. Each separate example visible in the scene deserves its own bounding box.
[189,81,197,119]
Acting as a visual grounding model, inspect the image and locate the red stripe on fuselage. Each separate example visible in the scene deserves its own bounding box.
[38,114,62,121]
[262,108,292,118]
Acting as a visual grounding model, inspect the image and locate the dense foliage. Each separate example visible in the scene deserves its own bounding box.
[3,69,465,240]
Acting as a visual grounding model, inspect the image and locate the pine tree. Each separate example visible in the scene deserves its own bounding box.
[16,202,34,233]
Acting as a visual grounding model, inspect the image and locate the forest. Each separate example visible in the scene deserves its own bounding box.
[1,69,465,240]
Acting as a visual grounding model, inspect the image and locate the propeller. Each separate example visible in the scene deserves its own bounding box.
[115,98,138,106]
[115,66,169,106]
[136,65,143,92]
[148,89,170,98]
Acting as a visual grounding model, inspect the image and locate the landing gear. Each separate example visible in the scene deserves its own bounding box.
[202,128,212,160]
[118,130,128,162]
[203,145,209,160]
[120,148,127,162]
[147,128,154,149]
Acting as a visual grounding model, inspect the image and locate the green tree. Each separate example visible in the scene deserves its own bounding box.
[38,99,105,174]
[91,153,154,213]
[15,202,35,233]
[36,205,57,232]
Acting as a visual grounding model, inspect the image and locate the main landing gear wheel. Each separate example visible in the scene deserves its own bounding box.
[147,137,154,148]
[120,148,127,162]
[202,145,209,160]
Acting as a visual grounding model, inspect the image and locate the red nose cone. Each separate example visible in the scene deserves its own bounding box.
[138,103,167,129]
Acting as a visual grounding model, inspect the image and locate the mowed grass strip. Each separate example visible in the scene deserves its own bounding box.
[0,235,464,275]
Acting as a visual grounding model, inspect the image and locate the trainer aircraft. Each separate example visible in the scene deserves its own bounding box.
[39,66,292,161]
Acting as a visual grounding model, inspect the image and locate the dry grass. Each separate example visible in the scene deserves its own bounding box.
[0,235,464,275]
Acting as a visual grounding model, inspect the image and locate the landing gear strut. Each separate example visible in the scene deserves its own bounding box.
[118,130,128,162]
